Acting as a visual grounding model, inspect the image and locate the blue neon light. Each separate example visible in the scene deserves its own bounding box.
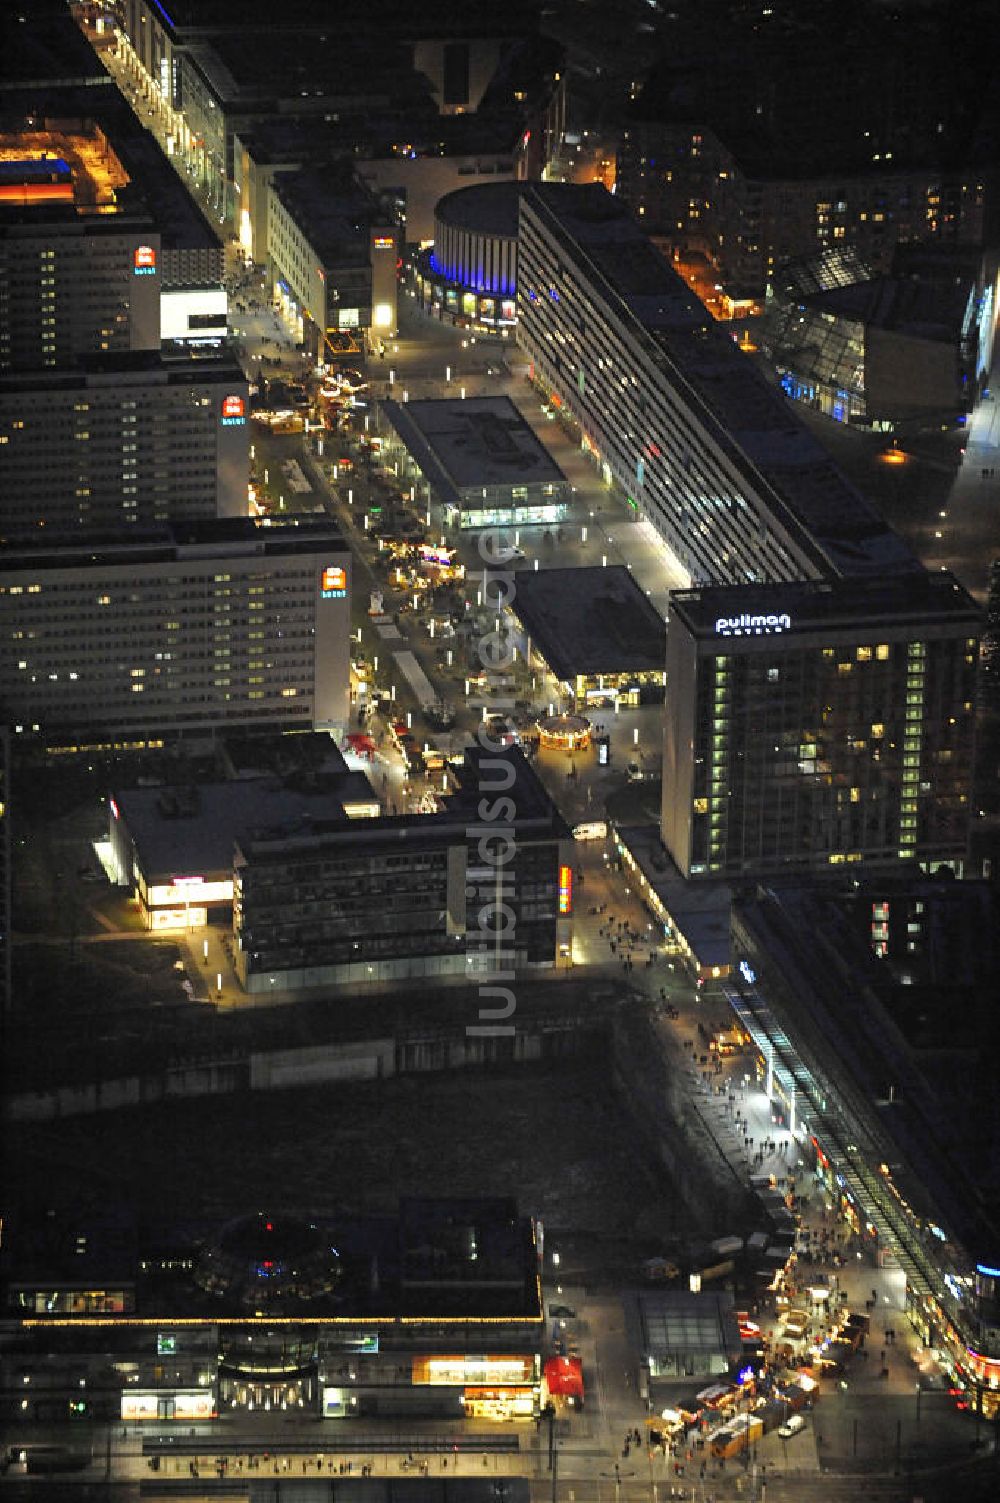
[976,1263,1000,1278]
[427,250,511,298]
[148,0,177,29]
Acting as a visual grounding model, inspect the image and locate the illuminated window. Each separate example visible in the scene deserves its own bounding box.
[856,646,871,662]
[876,644,890,660]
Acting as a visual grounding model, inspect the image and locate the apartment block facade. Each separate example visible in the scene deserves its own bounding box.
[516,183,913,588]
[0,520,350,744]
[0,217,161,372]
[617,122,986,301]
[0,353,248,528]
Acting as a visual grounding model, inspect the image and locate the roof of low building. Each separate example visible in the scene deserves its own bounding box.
[113,771,376,881]
[435,181,526,238]
[509,566,666,681]
[380,396,567,504]
[615,825,732,971]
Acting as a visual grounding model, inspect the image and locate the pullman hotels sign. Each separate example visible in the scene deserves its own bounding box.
[715,611,792,637]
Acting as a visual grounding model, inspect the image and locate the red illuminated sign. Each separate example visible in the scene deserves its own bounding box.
[220,393,246,427]
[373,234,394,250]
[321,565,347,599]
[134,244,157,272]
[558,864,572,915]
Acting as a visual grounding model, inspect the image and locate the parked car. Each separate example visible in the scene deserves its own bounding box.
[777,1414,806,1439]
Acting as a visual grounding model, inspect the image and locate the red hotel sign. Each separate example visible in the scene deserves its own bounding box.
[133,244,157,275]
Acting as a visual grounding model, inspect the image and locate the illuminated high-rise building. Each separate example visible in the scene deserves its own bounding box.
[662,573,980,879]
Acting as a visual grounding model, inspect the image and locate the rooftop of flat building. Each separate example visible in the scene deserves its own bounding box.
[0,105,220,249]
[615,825,732,971]
[0,1195,541,1323]
[239,111,522,167]
[380,395,567,503]
[0,519,347,570]
[435,181,527,238]
[668,570,981,640]
[0,0,110,97]
[508,566,666,681]
[236,746,569,860]
[193,28,422,107]
[627,1287,741,1361]
[270,167,379,263]
[141,0,542,41]
[0,349,245,393]
[523,183,919,582]
[112,769,377,881]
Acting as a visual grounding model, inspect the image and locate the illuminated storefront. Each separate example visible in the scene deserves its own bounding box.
[417,267,517,333]
[412,1354,538,1420]
[142,875,233,931]
[122,1390,215,1422]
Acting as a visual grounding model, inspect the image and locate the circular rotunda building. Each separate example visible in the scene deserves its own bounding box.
[416,181,526,331]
